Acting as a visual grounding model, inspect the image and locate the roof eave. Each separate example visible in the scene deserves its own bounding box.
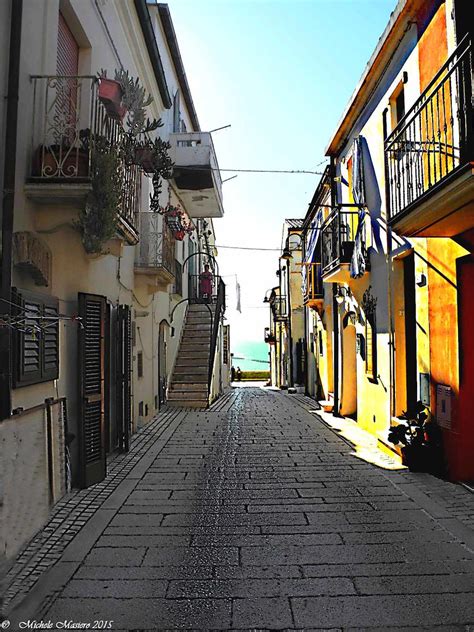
[325,0,423,157]
[156,3,200,132]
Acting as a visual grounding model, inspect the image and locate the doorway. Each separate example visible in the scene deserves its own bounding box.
[404,253,417,414]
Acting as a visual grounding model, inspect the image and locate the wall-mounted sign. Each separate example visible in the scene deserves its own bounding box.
[436,384,452,429]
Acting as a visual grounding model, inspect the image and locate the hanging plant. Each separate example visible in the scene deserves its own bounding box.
[76,141,122,254]
[161,203,195,238]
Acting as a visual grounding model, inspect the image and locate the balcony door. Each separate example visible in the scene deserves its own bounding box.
[57,13,79,145]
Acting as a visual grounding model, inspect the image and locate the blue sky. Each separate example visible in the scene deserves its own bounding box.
[165,0,396,346]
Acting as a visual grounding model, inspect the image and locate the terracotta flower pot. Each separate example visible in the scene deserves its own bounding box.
[32,145,89,178]
[98,79,126,121]
[134,147,155,173]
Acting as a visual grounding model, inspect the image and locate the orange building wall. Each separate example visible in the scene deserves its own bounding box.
[418,3,447,91]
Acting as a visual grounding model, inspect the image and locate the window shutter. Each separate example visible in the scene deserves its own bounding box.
[12,289,59,387]
[57,12,79,77]
[116,305,132,452]
[78,293,106,488]
[42,297,59,381]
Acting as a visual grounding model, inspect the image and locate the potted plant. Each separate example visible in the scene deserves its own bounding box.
[75,140,122,254]
[161,204,195,239]
[98,72,125,121]
[388,401,444,475]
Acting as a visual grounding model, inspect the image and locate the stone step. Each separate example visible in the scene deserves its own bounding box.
[186,313,212,322]
[181,334,211,343]
[175,356,210,366]
[173,365,208,375]
[179,344,211,353]
[167,399,208,409]
[171,374,208,384]
[169,383,208,393]
[184,323,212,332]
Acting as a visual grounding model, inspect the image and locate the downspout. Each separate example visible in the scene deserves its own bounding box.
[330,156,340,416]
[383,108,396,419]
[286,251,293,387]
[0,0,23,420]
[302,230,309,395]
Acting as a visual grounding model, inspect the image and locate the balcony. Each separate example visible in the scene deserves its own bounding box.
[25,75,140,243]
[135,213,175,289]
[270,295,288,322]
[169,132,224,218]
[385,37,474,237]
[321,208,369,283]
[264,328,276,345]
[303,262,324,309]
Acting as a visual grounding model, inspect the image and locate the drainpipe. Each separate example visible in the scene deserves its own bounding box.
[286,250,293,387]
[330,156,340,416]
[0,0,23,420]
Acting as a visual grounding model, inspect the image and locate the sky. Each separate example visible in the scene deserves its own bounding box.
[165,0,397,348]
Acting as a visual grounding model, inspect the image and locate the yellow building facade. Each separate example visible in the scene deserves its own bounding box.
[301,0,472,480]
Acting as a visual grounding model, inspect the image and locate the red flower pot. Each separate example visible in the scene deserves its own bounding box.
[174,230,185,241]
[98,79,126,121]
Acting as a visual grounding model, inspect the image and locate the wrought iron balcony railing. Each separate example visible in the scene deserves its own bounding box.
[385,37,473,220]
[303,262,323,304]
[321,208,367,276]
[29,75,141,234]
[135,213,175,275]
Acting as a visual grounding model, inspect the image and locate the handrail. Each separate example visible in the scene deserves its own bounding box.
[208,279,225,396]
[385,37,472,219]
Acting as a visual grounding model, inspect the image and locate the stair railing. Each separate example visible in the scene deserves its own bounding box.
[208,278,226,397]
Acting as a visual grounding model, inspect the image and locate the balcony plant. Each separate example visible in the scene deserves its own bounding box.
[387,401,444,475]
[76,136,122,254]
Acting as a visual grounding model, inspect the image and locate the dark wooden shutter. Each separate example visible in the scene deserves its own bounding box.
[116,305,132,452]
[78,293,106,488]
[12,289,59,387]
[42,297,59,381]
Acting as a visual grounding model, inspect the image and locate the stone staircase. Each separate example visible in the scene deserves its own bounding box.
[167,304,215,408]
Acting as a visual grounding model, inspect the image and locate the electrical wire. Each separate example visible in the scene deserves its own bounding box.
[216,245,282,251]
[176,165,325,175]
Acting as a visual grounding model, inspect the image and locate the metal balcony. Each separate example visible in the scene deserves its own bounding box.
[303,262,324,309]
[135,213,175,287]
[25,75,140,242]
[321,208,368,283]
[169,132,224,218]
[385,37,474,237]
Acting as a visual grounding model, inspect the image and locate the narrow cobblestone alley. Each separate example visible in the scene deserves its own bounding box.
[8,387,474,630]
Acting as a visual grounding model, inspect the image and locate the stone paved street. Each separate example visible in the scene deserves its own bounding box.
[8,387,474,630]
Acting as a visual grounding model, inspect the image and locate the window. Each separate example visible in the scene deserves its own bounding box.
[174,260,183,296]
[390,83,406,129]
[365,317,376,378]
[13,289,59,387]
[173,90,180,133]
[362,286,377,381]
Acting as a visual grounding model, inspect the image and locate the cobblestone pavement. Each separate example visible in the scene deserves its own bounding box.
[7,387,474,630]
